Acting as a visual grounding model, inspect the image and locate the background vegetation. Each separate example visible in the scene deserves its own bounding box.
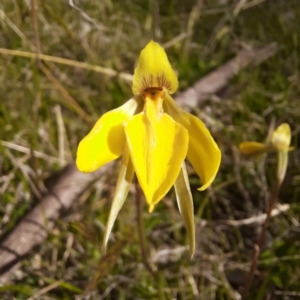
[0,0,299,299]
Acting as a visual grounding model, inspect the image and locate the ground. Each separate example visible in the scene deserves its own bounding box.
[0,0,299,299]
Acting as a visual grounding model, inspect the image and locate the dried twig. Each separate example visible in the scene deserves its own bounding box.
[0,141,66,165]
[38,62,94,124]
[175,43,278,108]
[241,179,282,299]
[68,0,108,31]
[218,203,289,227]
[0,163,112,282]
[0,48,133,82]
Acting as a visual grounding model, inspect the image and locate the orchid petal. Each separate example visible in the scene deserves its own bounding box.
[271,123,292,183]
[76,97,142,172]
[271,123,291,151]
[174,163,195,258]
[102,147,134,253]
[132,40,178,95]
[124,100,188,209]
[239,141,274,156]
[277,151,288,183]
[164,94,221,191]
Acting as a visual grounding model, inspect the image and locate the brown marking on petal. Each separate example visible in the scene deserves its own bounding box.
[139,72,173,94]
[156,73,173,92]
[140,74,154,93]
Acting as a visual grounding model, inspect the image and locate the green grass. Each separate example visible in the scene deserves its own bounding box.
[0,0,300,299]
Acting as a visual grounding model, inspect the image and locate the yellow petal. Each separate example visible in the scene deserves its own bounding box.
[164,94,221,191]
[239,141,273,156]
[132,40,178,95]
[174,163,195,258]
[124,105,188,208]
[76,97,142,173]
[271,123,292,183]
[102,147,134,253]
[271,123,291,151]
[277,151,288,183]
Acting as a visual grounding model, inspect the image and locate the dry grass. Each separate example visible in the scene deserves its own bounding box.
[0,0,300,299]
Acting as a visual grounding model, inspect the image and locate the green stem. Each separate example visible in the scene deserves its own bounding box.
[135,179,155,275]
[135,179,166,300]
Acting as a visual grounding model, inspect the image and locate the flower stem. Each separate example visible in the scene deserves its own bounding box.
[135,179,166,300]
[241,179,281,299]
[135,178,154,276]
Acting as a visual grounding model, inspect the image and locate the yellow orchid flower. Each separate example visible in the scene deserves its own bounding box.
[239,123,292,183]
[76,40,221,257]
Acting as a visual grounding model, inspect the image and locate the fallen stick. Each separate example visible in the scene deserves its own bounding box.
[176,43,277,108]
[0,163,112,282]
[217,203,290,227]
[0,43,278,282]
